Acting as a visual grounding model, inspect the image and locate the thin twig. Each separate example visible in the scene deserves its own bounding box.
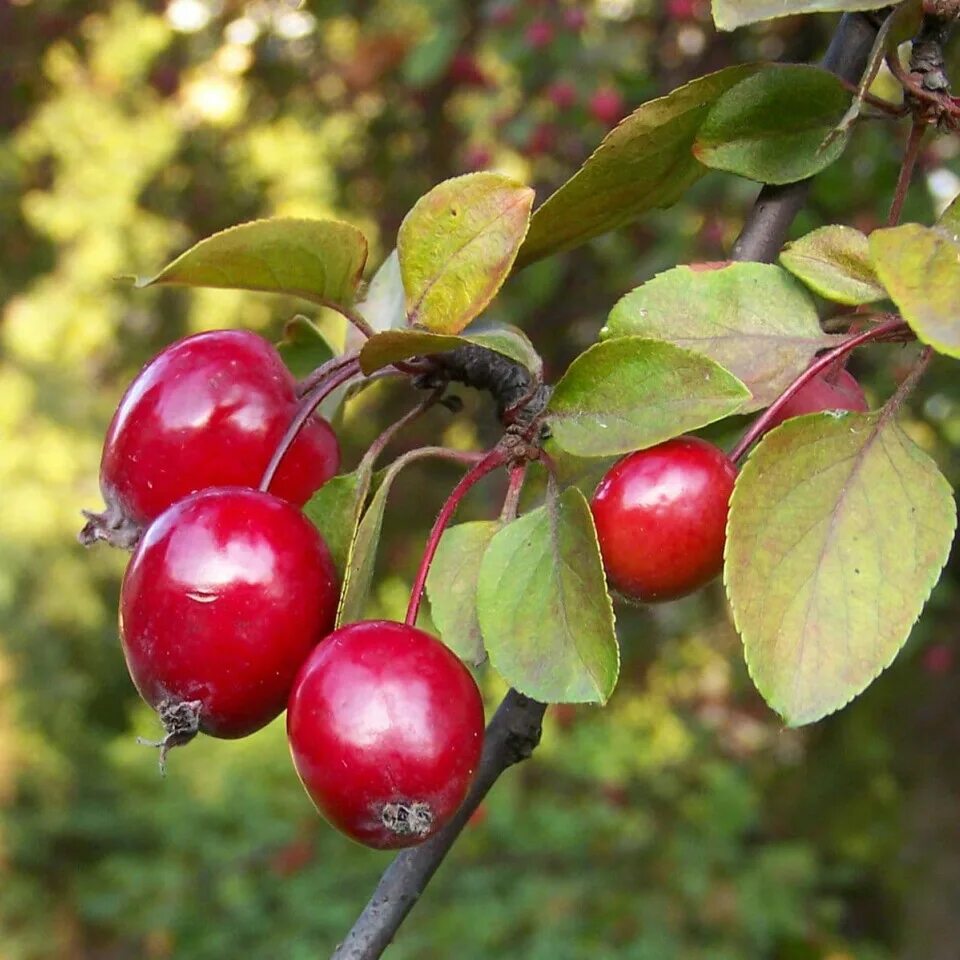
[259,359,360,494]
[404,448,506,627]
[728,318,910,463]
[887,118,926,226]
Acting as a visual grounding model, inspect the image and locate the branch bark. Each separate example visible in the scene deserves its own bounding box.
[329,12,883,960]
[732,11,882,262]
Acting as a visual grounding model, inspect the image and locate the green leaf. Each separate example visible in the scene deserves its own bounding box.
[780,226,886,306]
[359,324,543,376]
[398,173,535,334]
[357,250,406,334]
[712,0,886,32]
[426,521,501,665]
[603,262,835,409]
[516,64,762,268]
[937,193,960,238]
[545,338,750,457]
[693,66,851,185]
[870,223,960,358]
[725,413,956,726]
[276,315,337,379]
[335,449,439,626]
[477,488,619,704]
[137,218,368,306]
[303,469,372,578]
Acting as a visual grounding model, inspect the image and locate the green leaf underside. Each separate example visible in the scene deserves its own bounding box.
[335,460,410,628]
[276,315,337,379]
[937,193,960,239]
[780,226,886,306]
[137,218,368,306]
[693,66,851,185]
[478,488,619,704]
[304,468,372,579]
[725,413,956,726]
[603,262,834,409]
[359,325,542,376]
[426,521,501,665]
[712,0,885,33]
[870,224,960,358]
[397,173,535,334]
[357,250,406,333]
[546,337,750,457]
[516,64,762,268]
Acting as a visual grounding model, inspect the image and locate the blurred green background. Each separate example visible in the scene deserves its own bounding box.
[2,1,959,958]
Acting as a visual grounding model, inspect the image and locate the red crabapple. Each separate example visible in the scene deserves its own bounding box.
[590,437,737,602]
[287,620,485,849]
[767,368,868,429]
[81,329,339,548]
[120,486,338,765]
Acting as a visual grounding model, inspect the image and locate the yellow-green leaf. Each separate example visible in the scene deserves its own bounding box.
[870,223,960,358]
[604,262,835,408]
[780,225,886,305]
[137,218,368,306]
[712,0,885,32]
[398,173,534,334]
[726,413,956,726]
[546,338,750,457]
[477,488,619,704]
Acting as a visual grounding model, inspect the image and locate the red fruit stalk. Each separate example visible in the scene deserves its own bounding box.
[590,437,737,602]
[287,621,485,849]
[120,487,338,768]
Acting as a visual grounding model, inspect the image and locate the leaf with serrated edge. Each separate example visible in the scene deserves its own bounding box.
[725,412,956,726]
[780,226,886,306]
[478,488,618,704]
[604,262,835,409]
[516,64,762,268]
[693,66,850,185]
[303,469,371,578]
[137,218,368,306]
[398,173,534,334]
[426,521,501,665]
[276,315,337,379]
[712,0,883,33]
[546,338,749,457]
[359,324,542,376]
[870,224,960,358]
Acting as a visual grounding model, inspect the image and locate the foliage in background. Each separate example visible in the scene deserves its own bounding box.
[1,1,959,958]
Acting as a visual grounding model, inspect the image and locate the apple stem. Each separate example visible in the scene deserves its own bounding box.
[405,448,507,627]
[499,464,527,523]
[887,117,926,227]
[259,358,361,494]
[296,349,362,397]
[729,317,910,464]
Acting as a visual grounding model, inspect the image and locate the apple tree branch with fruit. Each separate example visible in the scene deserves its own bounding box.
[80,4,958,957]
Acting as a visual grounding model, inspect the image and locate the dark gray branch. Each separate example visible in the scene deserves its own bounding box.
[330,13,884,960]
[732,11,882,262]
[330,690,546,960]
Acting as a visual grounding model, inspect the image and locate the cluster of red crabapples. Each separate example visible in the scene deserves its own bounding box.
[82,329,484,849]
[82,327,867,848]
